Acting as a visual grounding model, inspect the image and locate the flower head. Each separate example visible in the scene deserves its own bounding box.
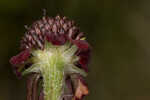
[10,15,91,100]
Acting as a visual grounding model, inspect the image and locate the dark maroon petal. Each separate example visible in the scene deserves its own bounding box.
[27,74,35,100]
[46,33,66,45]
[77,49,91,72]
[73,40,89,50]
[10,49,30,66]
[33,74,40,100]
[26,74,39,100]
[79,56,89,72]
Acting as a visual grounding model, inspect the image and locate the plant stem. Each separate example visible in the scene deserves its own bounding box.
[41,49,65,100]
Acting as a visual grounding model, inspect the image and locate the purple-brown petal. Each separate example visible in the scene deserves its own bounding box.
[10,49,30,66]
[77,48,91,72]
[73,40,89,50]
[79,56,89,72]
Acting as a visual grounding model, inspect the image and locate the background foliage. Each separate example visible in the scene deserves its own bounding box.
[1,0,150,100]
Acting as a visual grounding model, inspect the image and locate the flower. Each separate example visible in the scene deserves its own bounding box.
[10,15,91,100]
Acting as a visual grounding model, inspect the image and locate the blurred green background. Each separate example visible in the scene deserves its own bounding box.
[1,0,150,100]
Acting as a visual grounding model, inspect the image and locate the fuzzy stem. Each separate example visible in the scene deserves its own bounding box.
[41,49,65,100]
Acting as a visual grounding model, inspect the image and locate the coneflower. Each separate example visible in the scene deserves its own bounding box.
[9,13,91,100]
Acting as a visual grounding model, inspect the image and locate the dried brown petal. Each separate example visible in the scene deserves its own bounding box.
[74,79,89,100]
[70,74,89,100]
